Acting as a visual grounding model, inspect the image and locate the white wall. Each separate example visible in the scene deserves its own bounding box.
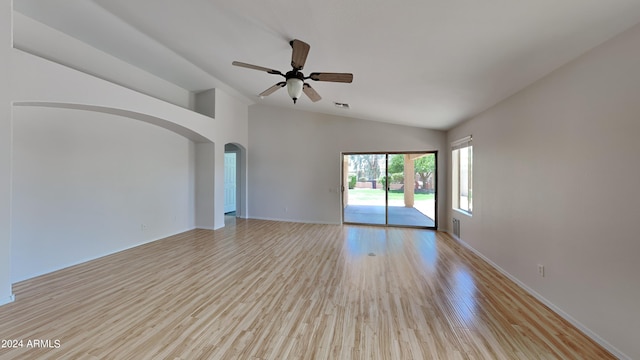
[447,22,640,360]
[11,106,195,282]
[12,12,193,109]
[11,49,213,143]
[248,105,446,224]
[0,0,13,305]
[195,89,249,224]
[195,143,215,230]
[4,18,249,285]
[10,47,251,230]
[213,89,249,223]
[214,89,249,147]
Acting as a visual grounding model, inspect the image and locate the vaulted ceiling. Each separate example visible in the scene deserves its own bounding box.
[14,0,640,130]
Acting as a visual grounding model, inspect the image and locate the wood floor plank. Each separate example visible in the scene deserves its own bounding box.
[0,218,614,359]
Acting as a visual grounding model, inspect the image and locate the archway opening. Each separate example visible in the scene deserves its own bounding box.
[224,143,246,224]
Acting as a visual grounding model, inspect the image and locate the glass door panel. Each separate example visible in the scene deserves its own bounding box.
[386,153,436,227]
[343,154,387,225]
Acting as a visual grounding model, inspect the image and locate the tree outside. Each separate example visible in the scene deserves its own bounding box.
[387,154,435,191]
[349,154,384,181]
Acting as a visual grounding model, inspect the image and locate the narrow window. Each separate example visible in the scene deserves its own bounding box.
[452,136,472,214]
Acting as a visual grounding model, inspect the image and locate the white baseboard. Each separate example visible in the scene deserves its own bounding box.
[445,231,630,360]
[247,216,339,225]
[195,226,216,230]
[0,293,15,306]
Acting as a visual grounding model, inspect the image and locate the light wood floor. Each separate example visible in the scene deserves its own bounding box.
[0,218,613,359]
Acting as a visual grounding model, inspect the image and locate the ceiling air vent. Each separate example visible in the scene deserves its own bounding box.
[334,102,350,109]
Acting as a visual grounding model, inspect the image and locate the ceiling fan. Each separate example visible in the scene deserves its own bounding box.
[232,39,353,104]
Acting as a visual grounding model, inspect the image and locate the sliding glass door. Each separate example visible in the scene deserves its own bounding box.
[342,152,437,228]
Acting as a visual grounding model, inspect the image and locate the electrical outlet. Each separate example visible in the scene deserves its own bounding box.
[537,264,545,277]
[141,224,148,231]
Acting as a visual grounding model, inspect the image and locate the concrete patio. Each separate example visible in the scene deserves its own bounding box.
[343,205,435,228]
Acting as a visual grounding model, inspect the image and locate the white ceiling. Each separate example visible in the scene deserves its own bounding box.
[14,0,640,130]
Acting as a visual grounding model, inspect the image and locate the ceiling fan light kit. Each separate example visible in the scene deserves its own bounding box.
[233,39,353,104]
[286,78,304,103]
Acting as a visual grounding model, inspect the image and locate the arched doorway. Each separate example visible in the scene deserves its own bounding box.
[224,143,247,224]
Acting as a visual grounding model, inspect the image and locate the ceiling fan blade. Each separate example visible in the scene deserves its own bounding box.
[232,61,283,75]
[290,39,310,70]
[303,83,322,102]
[308,72,353,83]
[259,82,286,97]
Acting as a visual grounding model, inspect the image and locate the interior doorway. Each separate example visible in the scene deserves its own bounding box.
[224,143,245,223]
[342,152,437,229]
[224,152,236,214]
